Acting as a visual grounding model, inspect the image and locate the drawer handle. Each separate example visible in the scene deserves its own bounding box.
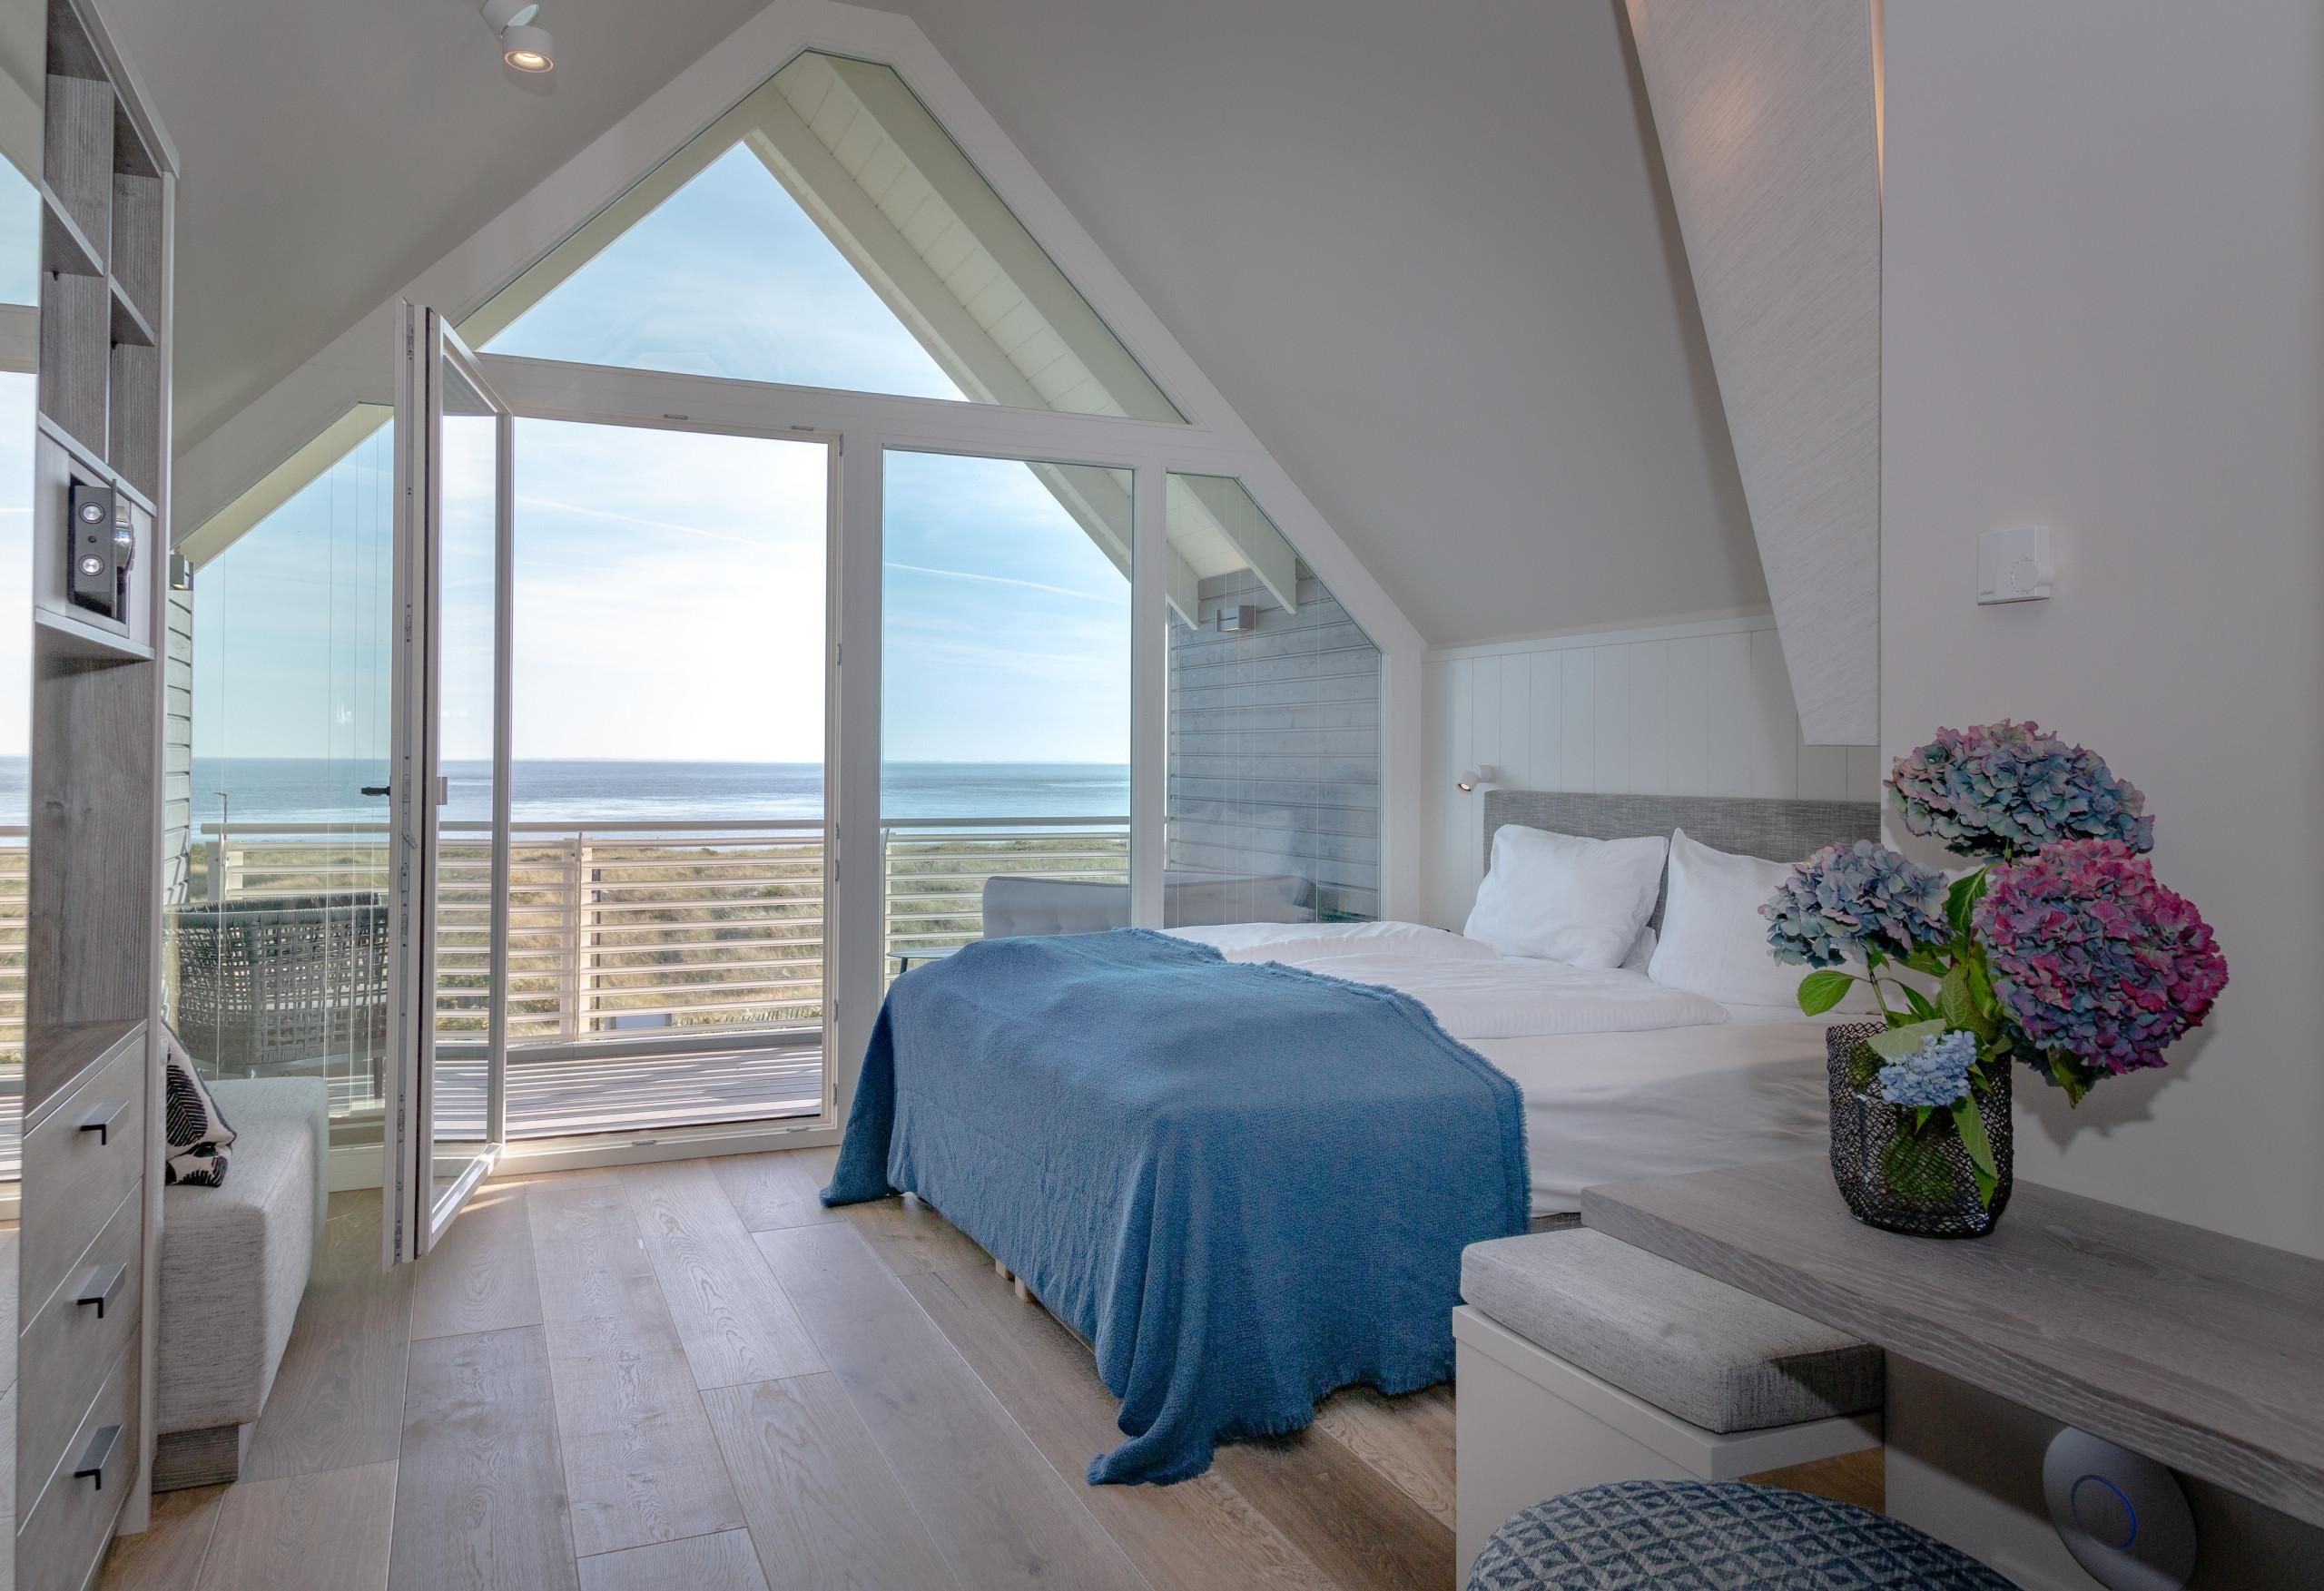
[78,1100,127,1146]
[74,1424,121,1491]
[75,1262,128,1319]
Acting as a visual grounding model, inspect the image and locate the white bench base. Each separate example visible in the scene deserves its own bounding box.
[1454,1305,1882,1581]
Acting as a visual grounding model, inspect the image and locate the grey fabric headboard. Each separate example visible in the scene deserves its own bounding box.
[1482,790,1883,930]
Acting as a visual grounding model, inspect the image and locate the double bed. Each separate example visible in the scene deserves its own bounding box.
[826,789,1880,1483]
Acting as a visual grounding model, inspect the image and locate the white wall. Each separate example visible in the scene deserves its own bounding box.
[1422,614,1882,929]
[1884,0,2324,1259]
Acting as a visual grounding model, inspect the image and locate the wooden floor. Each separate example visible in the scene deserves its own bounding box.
[93,1148,1878,1591]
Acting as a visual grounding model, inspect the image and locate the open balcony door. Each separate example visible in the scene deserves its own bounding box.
[385,304,513,1263]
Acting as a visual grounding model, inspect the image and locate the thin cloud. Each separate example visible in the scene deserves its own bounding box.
[883,561,1119,604]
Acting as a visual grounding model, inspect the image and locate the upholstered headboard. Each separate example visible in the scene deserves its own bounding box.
[1482,790,1883,929]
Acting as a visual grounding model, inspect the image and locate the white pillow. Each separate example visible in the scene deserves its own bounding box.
[1620,926,1658,973]
[1464,825,1669,969]
[1649,827,1846,1009]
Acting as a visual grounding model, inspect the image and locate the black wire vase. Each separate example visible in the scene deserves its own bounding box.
[1826,1020,2014,1238]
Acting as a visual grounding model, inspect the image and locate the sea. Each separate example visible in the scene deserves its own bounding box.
[0,757,1128,831]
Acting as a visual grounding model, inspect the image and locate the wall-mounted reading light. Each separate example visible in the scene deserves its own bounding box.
[482,0,556,72]
[1457,765,1499,793]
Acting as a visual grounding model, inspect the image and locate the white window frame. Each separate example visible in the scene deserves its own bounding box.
[175,1,1428,1162]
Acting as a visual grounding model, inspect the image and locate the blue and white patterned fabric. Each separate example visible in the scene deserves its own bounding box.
[1469,1480,2020,1591]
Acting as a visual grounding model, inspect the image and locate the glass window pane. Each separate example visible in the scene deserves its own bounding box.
[173,417,397,1154]
[474,52,1183,422]
[506,418,831,1134]
[0,158,38,307]
[1164,475,1382,926]
[881,449,1131,962]
[431,363,500,1176]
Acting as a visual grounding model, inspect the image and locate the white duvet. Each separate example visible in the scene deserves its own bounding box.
[1164,919,1728,1040]
[1163,919,1830,1215]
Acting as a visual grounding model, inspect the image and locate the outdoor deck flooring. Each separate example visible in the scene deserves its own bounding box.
[426,1045,822,1142]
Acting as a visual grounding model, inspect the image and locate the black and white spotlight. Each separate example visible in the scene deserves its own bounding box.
[481,0,555,72]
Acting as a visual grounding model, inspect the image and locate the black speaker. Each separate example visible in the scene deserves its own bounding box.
[67,478,127,619]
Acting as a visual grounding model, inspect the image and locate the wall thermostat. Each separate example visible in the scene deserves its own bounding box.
[1977,524,2053,604]
[2043,1426,2197,1590]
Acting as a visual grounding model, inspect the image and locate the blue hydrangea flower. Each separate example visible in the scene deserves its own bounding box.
[1889,721,2152,860]
[1876,1028,1978,1108]
[1762,840,1951,969]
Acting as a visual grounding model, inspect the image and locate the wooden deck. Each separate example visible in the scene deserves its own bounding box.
[433,1044,825,1141]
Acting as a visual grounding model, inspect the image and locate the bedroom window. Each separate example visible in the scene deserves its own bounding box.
[881,447,1134,963]
[1164,474,1383,926]
[466,51,1185,424]
[171,417,399,1150]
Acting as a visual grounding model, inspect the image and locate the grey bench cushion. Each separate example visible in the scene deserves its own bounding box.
[1461,1228,1881,1433]
[156,1078,324,1434]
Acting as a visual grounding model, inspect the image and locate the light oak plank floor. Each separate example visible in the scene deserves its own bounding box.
[99,1149,1878,1591]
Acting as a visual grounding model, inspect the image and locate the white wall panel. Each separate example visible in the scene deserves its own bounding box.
[1422,615,1878,928]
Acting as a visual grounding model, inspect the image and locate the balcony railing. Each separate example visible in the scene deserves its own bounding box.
[172,815,1128,1063]
[1,827,25,1163]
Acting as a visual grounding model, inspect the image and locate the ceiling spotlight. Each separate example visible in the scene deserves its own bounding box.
[481,0,555,72]
[501,23,555,72]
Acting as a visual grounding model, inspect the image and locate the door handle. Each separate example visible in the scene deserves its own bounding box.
[75,1262,127,1319]
[360,785,390,797]
[75,1424,121,1490]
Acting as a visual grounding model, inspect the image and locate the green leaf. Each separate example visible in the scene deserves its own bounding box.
[1899,984,1941,1024]
[1902,947,1950,977]
[2046,1054,2093,1106]
[1945,868,1990,939]
[1951,1094,2000,1208]
[1796,969,1856,1016]
[1846,1043,1884,1089]
[1865,1018,1948,1061]
[1967,954,1998,1016]
[1938,963,1996,1039]
[1882,1134,1955,1203]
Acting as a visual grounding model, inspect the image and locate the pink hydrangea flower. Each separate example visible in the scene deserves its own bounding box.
[1975,839,2227,1079]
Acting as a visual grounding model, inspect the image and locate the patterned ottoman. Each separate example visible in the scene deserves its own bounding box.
[1467,1480,2019,1590]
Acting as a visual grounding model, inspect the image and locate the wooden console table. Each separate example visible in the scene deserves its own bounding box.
[1581,1157,2324,1531]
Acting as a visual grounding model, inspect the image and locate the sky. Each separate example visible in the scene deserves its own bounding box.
[191,138,1130,770]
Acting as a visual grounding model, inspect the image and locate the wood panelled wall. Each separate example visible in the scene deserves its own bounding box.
[1422,615,1881,928]
[1167,563,1383,920]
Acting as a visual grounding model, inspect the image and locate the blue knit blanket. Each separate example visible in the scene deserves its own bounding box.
[824,928,1528,1485]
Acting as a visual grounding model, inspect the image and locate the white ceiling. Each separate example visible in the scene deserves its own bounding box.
[103,0,773,449]
[872,0,1767,645]
[113,0,1766,646]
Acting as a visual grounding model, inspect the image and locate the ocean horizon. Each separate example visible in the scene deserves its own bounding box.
[91,757,1129,831]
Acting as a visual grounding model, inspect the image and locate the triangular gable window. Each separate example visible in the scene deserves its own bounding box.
[467,52,1184,424]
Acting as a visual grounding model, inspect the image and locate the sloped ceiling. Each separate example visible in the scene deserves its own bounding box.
[101,0,773,450]
[869,0,1767,645]
[1627,0,1881,744]
[110,0,1767,648]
